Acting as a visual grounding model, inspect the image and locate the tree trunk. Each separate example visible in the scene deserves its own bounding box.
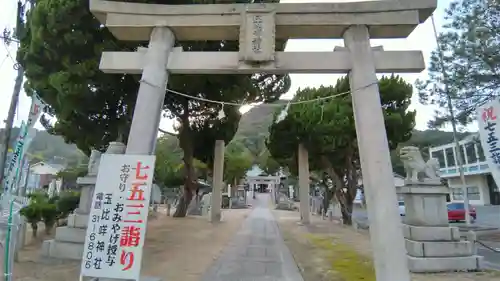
[31,223,38,238]
[231,178,237,197]
[173,121,197,218]
[340,149,359,226]
[173,190,193,217]
[339,197,354,225]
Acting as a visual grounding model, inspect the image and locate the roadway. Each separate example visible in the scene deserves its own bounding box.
[352,205,500,270]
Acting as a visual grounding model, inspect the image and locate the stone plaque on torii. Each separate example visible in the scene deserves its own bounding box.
[89,1,437,281]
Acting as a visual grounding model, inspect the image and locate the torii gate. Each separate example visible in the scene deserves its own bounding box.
[89,1,436,280]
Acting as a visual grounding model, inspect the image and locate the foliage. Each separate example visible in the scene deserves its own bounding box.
[154,136,185,188]
[267,75,416,224]
[40,202,58,233]
[257,150,281,175]
[20,203,42,238]
[56,191,80,218]
[57,165,88,181]
[154,135,210,188]
[224,141,253,187]
[415,0,500,128]
[235,102,474,172]
[19,0,139,153]
[21,190,79,235]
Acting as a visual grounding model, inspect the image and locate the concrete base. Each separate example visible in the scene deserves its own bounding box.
[407,255,483,273]
[41,213,88,260]
[405,239,473,257]
[54,226,87,243]
[41,239,84,260]
[67,213,89,228]
[402,223,482,272]
[89,276,161,281]
[403,225,461,241]
[398,185,450,227]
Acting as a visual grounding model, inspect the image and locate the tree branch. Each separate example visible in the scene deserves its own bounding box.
[158,128,178,137]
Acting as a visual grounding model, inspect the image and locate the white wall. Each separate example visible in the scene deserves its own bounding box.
[447,174,490,205]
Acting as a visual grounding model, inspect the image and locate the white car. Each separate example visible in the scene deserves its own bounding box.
[398,201,406,216]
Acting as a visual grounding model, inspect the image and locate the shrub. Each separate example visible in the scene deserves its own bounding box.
[56,191,80,219]
[20,204,42,238]
[40,203,59,234]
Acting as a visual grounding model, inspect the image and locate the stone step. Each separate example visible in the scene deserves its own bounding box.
[41,239,84,260]
[403,224,460,241]
[408,255,483,273]
[54,226,87,243]
[405,239,473,257]
[67,213,89,228]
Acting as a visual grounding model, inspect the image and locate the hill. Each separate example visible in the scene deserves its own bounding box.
[0,127,87,165]
[236,102,471,146]
[233,100,287,158]
[235,102,475,173]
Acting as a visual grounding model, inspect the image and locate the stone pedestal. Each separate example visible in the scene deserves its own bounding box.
[397,182,483,272]
[42,142,126,260]
[41,175,96,260]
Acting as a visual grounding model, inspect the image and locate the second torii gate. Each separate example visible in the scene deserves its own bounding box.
[89,1,436,280]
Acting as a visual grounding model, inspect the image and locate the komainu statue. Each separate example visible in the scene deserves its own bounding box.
[399,146,441,182]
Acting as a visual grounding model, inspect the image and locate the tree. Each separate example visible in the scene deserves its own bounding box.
[415,0,499,128]
[223,141,252,194]
[267,75,416,224]
[154,136,184,188]
[257,149,281,175]
[18,0,291,217]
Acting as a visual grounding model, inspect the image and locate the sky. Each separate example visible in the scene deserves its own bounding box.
[0,0,477,134]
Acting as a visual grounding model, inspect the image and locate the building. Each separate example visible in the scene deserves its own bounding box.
[429,134,500,205]
[25,161,66,192]
[355,173,406,203]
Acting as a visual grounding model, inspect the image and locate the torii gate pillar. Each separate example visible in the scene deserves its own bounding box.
[344,25,410,281]
[125,27,175,155]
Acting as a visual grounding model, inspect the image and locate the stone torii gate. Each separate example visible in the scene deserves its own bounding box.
[89,1,436,280]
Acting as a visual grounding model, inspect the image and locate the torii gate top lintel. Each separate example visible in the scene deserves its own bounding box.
[91,0,436,41]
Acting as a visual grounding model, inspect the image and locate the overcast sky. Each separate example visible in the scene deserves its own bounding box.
[0,0,476,134]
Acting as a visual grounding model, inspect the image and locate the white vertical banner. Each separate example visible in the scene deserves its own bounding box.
[80,154,156,281]
[3,94,44,193]
[26,94,44,129]
[477,99,500,188]
[3,122,27,193]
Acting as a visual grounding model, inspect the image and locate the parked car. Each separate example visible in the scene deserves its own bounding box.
[447,202,476,222]
[398,201,406,216]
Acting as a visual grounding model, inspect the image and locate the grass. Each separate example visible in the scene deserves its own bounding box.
[306,234,376,281]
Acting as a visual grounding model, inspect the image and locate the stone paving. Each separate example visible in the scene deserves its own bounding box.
[200,193,304,281]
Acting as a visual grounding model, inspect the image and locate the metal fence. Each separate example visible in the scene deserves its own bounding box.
[0,194,29,281]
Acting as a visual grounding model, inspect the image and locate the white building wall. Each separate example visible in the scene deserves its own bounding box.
[447,174,490,205]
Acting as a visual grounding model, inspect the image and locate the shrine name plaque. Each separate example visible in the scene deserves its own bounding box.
[239,7,276,63]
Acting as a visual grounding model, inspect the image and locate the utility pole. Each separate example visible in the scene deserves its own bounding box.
[0,1,25,187]
[0,66,23,186]
[431,15,471,225]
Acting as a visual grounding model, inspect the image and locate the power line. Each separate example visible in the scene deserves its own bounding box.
[0,54,8,70]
